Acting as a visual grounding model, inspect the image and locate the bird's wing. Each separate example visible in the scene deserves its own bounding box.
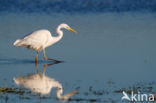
[14,30,50,51]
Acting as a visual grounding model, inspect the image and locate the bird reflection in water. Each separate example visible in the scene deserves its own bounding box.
[13,61,77,101]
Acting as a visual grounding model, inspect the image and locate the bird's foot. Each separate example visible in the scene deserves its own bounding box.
[48,58,61,63]
[44,56,61,63]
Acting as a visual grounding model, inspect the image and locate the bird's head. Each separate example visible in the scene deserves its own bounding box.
[59,23,77,34]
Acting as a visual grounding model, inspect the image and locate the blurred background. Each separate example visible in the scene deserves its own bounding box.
[0,0,156,13]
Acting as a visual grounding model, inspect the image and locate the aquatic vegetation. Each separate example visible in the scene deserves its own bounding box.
[0,81,156,102]
[114,81,156,94]
[0,86,24,95]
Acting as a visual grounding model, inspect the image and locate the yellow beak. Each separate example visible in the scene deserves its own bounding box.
[69,27,78,34]
[62,90,77,100]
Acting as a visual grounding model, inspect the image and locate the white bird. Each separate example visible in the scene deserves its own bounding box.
[14,73,77,100]
[13,62,77,100]
[13,23,77,62]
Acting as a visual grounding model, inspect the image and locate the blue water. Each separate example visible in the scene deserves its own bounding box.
[0,12,156,103]
[1,0,156,13]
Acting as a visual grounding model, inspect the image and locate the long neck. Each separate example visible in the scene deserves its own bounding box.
[52,81,64,99]
[56,87,77,100]
[56,88,63,99]
[53,26,63,43]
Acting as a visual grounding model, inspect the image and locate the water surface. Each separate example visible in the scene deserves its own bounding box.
[0,12,156,103]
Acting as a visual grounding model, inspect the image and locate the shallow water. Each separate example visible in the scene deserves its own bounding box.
[0,12,156,103]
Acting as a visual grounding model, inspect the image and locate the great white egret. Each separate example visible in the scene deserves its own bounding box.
[14,73,77,100]
[13,23,77,62]
[14,62,77,100]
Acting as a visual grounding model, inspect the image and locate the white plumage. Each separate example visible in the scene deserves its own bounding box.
[14,73,77,100]
[13,23,77,62]
[14,73,59,95]
[14,30,51,51]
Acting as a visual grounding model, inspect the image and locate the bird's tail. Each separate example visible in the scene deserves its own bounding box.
[13,39,21,46]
